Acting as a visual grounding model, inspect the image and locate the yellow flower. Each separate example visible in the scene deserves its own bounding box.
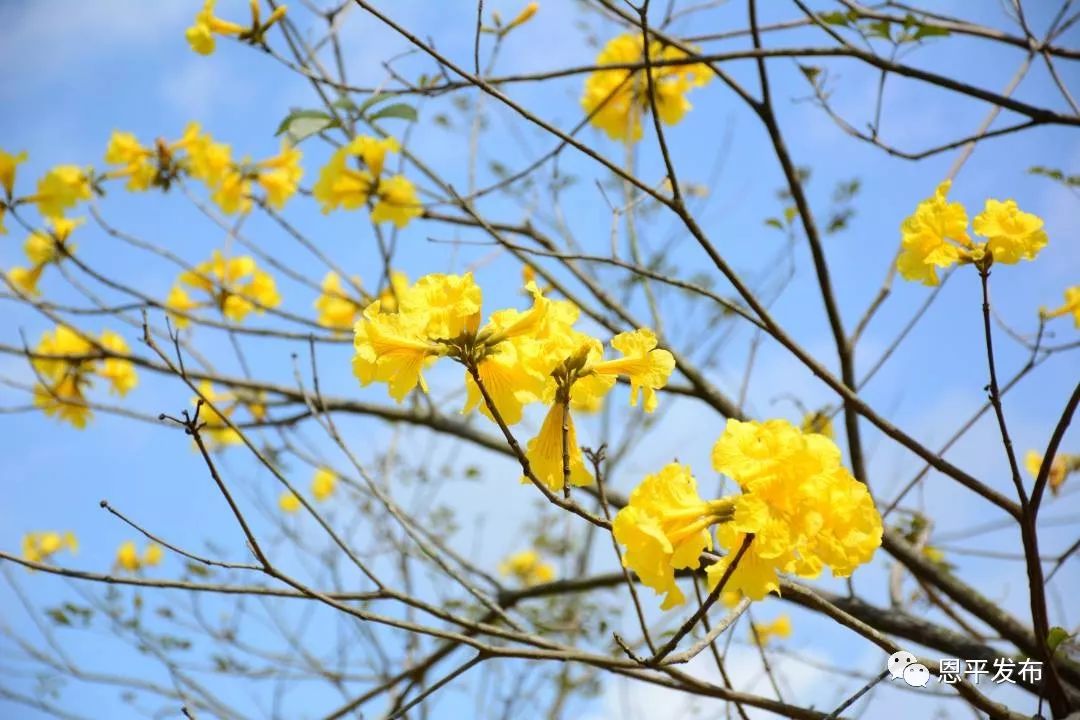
[35,166,92,219]
[313,135,421,227]
[522,402,593,492]
[211,169,252,214]
[314,271,363,330]
[8,265,45,295]
[311,467,337,501]
[370,174,422,227]
[504,2,539,31]
[353,303,441,402]
[896,180,971,286]
[279,491,301,513]
[751,615,792,646]
[800,410,834,439]
[1041,286,1080,329]
[97,330,138,396]
[22,531,78,564]
[588,328,675,413]
[498,549,555,586]
[462,341,544,425]
[116,540,163,572]
[582,34,711,142]
[104,131,157,192]
[613,464,734,609]
[184,130,234,186]
[708,419,883,599]
[31,325,100,428]
[186,0,245,55]
[0,149,27,234]
[0,148,26,197]
[1024,449,1076,497]
[165,285,200,328]
[170,250,281,324]
[256,141,303,209]
[972,199,1048,265]
[144,543,164,566]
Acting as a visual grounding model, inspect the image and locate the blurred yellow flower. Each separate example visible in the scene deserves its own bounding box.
[751,615,792,646]
[167,250,281,325]
[22,531,78,564]
[35,165,92,219]
[313,135,421,227]
[185,0,246,55]
[499,549,555,586]
[1041,286,1080,328]
[193,381,265,449]
[800,410,835,439]
[104,131,157,192]
[279,491,301,513]
[582,34,711,142]
[0,148,27,234]
[116,541,164,573]
[311,467,337,501]
[314,271,364,330]
[1024,449,1076,497]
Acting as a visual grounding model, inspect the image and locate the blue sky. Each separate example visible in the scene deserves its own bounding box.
[1,1,1078,718]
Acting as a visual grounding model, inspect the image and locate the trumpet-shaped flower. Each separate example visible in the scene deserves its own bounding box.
[353,303,441,402]
[0,149,27,234]
[897,180,970,286]
[186,0,246,55]
[613,464,734,609]
[522,402,593,492]
[1041,286,1080,329]
[104,131,157,192]
[97,330,139,396]
[972,199,1048,265]
[582,34,711,142]
[498,549,555,586]
[256,141,303,209]
[35,165,92,219]
[588,328,675,413]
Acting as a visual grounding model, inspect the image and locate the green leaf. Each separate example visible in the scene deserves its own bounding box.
[799,65,822,84]
[1048,626,1071,654]
[819,11,851,26]
[865,20,893,40]
[367,103,418,123]
[332,96,358,111]
[913,24,951,40]
[783,205,799,224]
[275,109,340,143]
[764,218,784,230]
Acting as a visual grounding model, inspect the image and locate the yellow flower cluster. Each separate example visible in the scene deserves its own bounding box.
[279,467,338,513]
[22,531,78,564]
[313,135,422,227]
[166,250,281,326]
[116,541,164,573]
[499,549,556,587]
[0,148,28,234]
[1041,286,1080,329]
[898,181,1048,286]
[582,34,711,142]
[352,272,674,491]
[614,419,882,609]
[186,0,287,55]
[31,325,138,428]
[194,381,267,449]
[190,125,303,214]
[8,217,82,296]
[1024,449,1077,497]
